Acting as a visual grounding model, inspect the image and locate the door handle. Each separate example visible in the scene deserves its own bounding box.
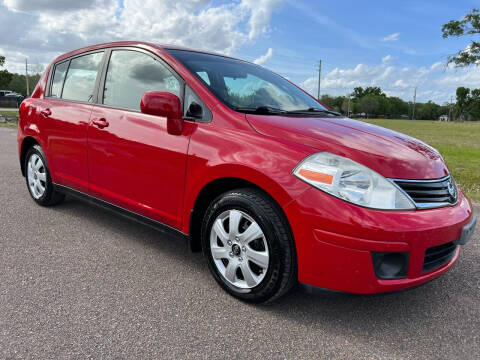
[92,117,109,129]
[40,108,51,117]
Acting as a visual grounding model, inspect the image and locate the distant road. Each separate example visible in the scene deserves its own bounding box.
[0,127,479,359]
[0,107,19,111]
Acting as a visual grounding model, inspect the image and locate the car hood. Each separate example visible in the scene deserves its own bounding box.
[246,115,449,179]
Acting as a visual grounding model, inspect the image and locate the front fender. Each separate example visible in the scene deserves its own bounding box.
[181,123,313,233]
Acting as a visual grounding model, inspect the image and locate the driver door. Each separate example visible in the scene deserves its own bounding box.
[87,49,191,229]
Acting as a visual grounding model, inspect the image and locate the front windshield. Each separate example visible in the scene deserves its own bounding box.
[166,49,327,112]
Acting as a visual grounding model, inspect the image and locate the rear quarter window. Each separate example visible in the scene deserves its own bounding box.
[50,61,69,98]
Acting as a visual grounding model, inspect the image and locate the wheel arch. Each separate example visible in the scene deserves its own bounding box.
[20,136,40,177]
[187,176,294,253]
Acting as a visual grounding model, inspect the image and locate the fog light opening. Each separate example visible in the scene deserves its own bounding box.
[371,251,409,280]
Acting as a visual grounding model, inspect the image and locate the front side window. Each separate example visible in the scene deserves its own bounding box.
[50,61,68,98]
[103,50,180,111]
[62,52,104,102]
[166,49,328,112]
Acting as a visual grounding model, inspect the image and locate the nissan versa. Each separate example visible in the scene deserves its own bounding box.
[18,41,476,302]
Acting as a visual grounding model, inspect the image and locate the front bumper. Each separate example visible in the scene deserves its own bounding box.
[283,187,475,294]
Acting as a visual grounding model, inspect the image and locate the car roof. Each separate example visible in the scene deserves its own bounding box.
[51,41,235,64]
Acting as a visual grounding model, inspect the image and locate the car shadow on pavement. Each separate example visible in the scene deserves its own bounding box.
[50,195,477,346]
[48,195,205,267]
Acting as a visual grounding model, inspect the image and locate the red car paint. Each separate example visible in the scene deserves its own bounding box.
[18,41,474,294]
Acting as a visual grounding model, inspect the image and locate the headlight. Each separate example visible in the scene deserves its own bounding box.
[293,152,415,210]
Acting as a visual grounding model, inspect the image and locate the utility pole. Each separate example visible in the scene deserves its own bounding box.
[412,87,417,120]
[25,58,30,97]
[317,60,322,101]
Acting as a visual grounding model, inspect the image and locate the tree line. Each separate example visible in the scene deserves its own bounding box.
[320,85,480,121]
[0,55,41,96]
[320,86,447,120]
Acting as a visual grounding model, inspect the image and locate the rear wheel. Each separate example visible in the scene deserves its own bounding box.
[201,188,297,303]
[25,145,65,206]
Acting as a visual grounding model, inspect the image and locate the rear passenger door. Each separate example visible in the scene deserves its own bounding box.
[87,48,192,229]
[41,51,104,193]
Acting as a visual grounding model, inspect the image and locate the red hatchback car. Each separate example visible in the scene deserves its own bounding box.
[18,41,476,302]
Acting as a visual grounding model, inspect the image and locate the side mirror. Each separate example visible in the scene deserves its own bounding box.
[140,91,183,135]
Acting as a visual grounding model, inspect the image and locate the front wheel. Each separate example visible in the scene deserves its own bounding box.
[201,188,297,303]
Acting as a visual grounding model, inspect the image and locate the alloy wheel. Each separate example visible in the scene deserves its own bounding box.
[209,209,269,289]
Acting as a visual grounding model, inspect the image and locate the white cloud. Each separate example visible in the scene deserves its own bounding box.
[254,48,274,65]
[241,0,283,40]
[0,0,283,73]
[300,57,480,103]
[3,0,96,12]
[382,55,393,63]
[381,32,400,42]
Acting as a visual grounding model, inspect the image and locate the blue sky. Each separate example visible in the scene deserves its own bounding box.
[1,0,478,103]
[236,0,479,103]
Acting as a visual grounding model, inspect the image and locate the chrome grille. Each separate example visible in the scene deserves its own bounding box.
[391,175,457,209]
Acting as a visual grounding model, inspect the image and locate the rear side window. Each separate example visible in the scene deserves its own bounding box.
[62,52,104,102]
[102,50,180,111]
[50,61,68,98]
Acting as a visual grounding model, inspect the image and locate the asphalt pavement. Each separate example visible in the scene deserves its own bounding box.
[0,127,478,359]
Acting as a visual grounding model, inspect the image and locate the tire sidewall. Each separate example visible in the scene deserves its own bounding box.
[202,192,286,302]
[25,145,54,205]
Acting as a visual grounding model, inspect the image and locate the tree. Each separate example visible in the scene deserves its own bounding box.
[388,96,410,117]
[352,87,365,99]
[456,86,471,120]
[7,73,41,96]
[374,95,390,116]
[0,55,13,89]
[364,86,384,97]
[416,101,442,120]
[470,89,480,120]
[341,97,350,115]
[360,96,379,118]
[442,9,480,67]
[320,94,343,111]
[320,94,336,109]
[353,86,384,99]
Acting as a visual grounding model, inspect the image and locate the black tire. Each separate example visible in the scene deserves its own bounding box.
[201,188,297,303]
[24,144,65,206]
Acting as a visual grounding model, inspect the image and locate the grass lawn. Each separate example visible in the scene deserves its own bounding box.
[362,119,480,203]
[0,109,19,129]
[0,109,19,117]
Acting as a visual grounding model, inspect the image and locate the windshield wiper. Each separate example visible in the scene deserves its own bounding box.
[286,107,342,116]
[233,106,288,115]
[233,105,341,117]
